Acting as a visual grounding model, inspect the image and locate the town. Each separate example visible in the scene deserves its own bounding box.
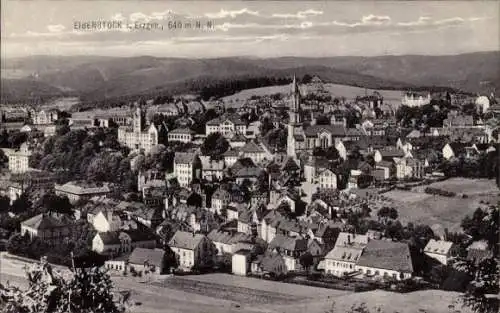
[0,73,498,313]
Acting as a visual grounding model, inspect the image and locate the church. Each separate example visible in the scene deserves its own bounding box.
[118,106,167,154]
[286,75,348,158]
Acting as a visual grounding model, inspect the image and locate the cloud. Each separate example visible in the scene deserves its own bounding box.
[111,13,126,22]
[214,21,314,32]
[362,15,391,25]
[272,9,323,19]
[47,24,65,33]
[205,8,259,19]
[397,17,431,27]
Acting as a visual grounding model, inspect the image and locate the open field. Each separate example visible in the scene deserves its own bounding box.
[426,178,500,196]
[382,179,499,233]
[222,83,403,105]
[0,253,470,313]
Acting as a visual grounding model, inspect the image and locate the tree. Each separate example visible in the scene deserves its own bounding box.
[456,257,499,313]
[302,74,312,84]
[315,114,330,125]
[201,132,229,157]
[299,252,314,272]
[40,193,72,215]
[0,258,127,313]
[259,117,275,136]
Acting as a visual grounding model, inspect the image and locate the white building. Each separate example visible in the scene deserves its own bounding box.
[92,210,121,233]
[318,168,338,190]
[324,232,368,277]
[55,181,111,203]
[31,109,58,125]
[355,240,413,281]
[205,115,247,138]
[424,239,456,265]
[117,106,166,154]
[168,128,195,143]
[173,152,201,187]
[168,231,216,271]
[401,92,431,107]
[3,143,32,174]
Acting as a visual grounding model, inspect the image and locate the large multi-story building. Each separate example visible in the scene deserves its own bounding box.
[55,181,111,203]
[401,92,431,107]
[117,106,167,154]
[21,213,87,245]
[174,152,201,187]
[2,142,32,174]
[31,109,59,125]
[205,114,247,138]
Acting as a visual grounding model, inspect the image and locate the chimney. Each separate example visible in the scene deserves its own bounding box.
[347,235,351,245]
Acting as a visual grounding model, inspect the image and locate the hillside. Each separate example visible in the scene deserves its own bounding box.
[1,52,498,102]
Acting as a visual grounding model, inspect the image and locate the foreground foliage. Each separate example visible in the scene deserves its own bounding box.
[0,258,127,313]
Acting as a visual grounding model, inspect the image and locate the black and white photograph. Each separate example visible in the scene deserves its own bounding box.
[0,1,499,312]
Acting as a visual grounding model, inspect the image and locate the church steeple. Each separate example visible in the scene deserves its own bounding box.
[287,74,302,158]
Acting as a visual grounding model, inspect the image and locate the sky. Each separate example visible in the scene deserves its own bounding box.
[1,0,499,59]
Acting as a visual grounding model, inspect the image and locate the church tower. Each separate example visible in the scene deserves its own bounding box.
[287,75,302,158]
[133,105,144,133]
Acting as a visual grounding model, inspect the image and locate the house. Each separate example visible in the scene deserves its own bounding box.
[323,232,368,277]
[21,213,86,245]
[442,142,466,160]
[394,157,424,179]
[424,239,457,265]
[92,229,157,256]
[199,156,224,182]
[92,210,121,233]
[206,114,247,138]
[374,160,393,180]
[168,230,216,270]
[211,186,232,215]
[251,253,287,276]
[355,240,413,281]
[174,152,201,187]
[2,142,32,174]
[232,249,252,276]
[44,125,57,137]
[207,229,253,256]
[55,181,111,203]
[229,132,248,148]
[127,247,166,275]
[268,234,308,271]
[223,149,240,168]
[168,128,195,143]
[317,168,337,190]
[117,106,167,154]
[240,141,269,164]
[8,170,56,203]
[230,158,263,184]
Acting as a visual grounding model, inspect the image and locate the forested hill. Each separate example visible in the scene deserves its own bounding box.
[1,51,498,103]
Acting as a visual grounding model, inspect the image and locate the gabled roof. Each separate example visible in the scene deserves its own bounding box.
[424,239,454,255]
[22,213,75,230]
[55,181,110,195]
[207,230,252,245]
[304,125,346,137]
[168,230,205,250]
[128,248,165,267]
[169,127,195,135]
[335,232,368,248]
[356,240,413,273]
[269,234,307,252]
[325,245,363,262]
[240,142,265,154]
[174,152,198,164]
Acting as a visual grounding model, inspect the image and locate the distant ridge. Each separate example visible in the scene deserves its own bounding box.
[1,51,498,102]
